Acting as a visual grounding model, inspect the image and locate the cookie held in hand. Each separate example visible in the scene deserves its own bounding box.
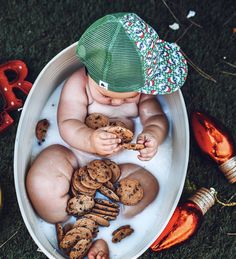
[109,120,127,128]
[121,143,145,151]
[106,126,133,143]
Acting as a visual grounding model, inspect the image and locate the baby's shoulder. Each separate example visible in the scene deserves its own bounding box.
[64,67,88,92]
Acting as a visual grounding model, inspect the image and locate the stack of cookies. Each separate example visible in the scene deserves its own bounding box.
[59,196,121,258]
[71,159,121,202]
[68,159,122,228]
[57,158,145,258]
[68,158,144,221]
[56,219,96,258]
[84,198,120,227]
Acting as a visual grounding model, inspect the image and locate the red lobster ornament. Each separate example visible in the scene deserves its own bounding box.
[0,60,32,133]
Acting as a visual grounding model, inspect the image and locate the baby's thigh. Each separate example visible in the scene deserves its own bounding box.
[26,144,78,223]
[119,163,159,218]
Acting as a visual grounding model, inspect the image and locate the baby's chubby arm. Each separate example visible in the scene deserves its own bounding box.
[137,94,169,161]
[58,68,120,155]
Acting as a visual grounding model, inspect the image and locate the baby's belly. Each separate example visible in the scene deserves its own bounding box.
[88,102,138,131]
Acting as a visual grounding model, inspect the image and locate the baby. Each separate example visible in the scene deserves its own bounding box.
[26,13,187,259]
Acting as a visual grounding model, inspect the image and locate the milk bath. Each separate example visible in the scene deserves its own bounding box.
[31,81,173,259]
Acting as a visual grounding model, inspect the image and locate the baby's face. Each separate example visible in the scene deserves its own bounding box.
[88,75,140,106]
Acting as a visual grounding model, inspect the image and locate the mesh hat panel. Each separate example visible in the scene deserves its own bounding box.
[105,25,144,92]
[77,21,115,85]
[77,16,144,92]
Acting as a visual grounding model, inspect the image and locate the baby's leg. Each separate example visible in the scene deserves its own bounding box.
[26,144,78,223]
[119,163,159,218]
[87,239,109,259]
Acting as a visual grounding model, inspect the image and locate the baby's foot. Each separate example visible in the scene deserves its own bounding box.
[87,239,109,259]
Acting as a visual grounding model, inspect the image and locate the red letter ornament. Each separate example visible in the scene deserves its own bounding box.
[0,60,32,133]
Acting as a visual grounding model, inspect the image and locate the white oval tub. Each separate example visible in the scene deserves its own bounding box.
[14,42,189,259]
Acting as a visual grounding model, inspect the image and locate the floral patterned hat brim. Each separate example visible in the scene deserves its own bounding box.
[120,13,188,95]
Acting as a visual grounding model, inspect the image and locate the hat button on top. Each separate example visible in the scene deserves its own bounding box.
[78,45,86,59]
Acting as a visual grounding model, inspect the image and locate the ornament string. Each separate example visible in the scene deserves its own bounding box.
[210,188,236,207]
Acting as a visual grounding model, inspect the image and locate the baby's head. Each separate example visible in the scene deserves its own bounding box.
[88,74,140,106]
[77,13,188,97]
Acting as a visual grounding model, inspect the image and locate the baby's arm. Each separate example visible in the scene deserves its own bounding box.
[58,68,120,155]
[58,68,94,152]
[137,94,169,161]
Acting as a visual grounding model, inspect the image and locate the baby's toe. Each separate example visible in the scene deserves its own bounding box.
[87,239,109,259]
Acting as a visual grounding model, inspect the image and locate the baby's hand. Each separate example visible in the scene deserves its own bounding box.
[90,128,121,156]
[137,132,158,161]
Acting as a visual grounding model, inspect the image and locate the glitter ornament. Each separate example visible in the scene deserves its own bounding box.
[150,187,216,251]
[191,111,236,184]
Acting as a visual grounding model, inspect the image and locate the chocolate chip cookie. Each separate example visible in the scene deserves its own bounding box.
[66,195,95,216]
[98,185,120,202]
[94,203,119,213]
[88,212,117,221]
[85,113,109,129]
[109,121,127,128]
[79,167,102,190]
[71,186,78,197]
[106,126,133,143]
[60,227,92,250]
[84,213,110,227]
[73,218,98,235]
[94,198,119,209]
[116,178,144,205]
[35,118,50,144]
[121,143,145,151]
[72,168,96,196]
[103,159,121,183]
[87,160,112,183]
[56,223,64,244]
[112,225,134,243]
[92,208,119,217]
[103,180,115,191]
[101,214,117,221]
[69,238,92,259]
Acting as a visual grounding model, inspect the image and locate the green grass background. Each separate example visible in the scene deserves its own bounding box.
[0,0,235,258]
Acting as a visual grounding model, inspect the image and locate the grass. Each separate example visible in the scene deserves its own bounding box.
[0,0,235,258]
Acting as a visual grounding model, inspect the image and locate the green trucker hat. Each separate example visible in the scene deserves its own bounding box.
[77,13,188,95]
